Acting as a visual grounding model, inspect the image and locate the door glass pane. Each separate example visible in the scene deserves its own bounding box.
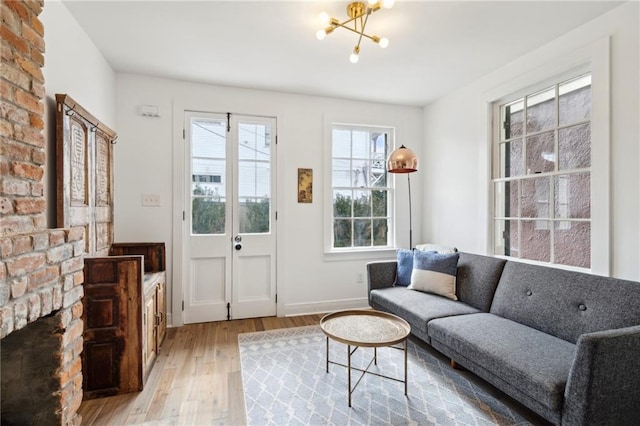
[559,74,591,126]
[559,123,591,170]
[526,132,555,174]
[238,123,270,233]
[239,198,270,234]
[191,118,226,235]
[526,87,555,133]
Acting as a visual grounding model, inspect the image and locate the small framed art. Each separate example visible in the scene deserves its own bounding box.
[297,168,313,203]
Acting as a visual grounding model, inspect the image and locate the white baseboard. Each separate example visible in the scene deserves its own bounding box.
[281,297,369,317]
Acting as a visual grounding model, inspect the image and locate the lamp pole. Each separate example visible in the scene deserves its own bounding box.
[386,145,418,249]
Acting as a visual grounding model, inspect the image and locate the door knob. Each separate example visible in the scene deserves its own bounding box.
[235,243,242,251]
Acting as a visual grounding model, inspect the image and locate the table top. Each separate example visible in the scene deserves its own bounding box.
[320,310,411,347]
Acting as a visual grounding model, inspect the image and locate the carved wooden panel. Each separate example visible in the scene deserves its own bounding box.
[56,94,116,256]
[82,256,143,399]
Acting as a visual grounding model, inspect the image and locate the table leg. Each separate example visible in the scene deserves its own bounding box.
[404,339,408,395]
[326,336,329,373]
[374,347,377,366]
[347,344,352,407]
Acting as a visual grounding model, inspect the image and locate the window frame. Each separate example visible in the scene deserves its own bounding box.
[486,37,610,275]
[324,122,397,255]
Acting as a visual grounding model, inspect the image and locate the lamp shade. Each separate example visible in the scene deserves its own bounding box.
[387,145,418,173]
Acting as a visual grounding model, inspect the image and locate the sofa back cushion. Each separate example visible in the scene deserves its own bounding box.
[491,261,640,343]
[456,253,507,311]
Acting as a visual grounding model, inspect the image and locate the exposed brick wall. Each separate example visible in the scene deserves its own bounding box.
[1,1,84,424]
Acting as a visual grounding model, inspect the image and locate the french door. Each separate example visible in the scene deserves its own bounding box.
[183,111,276,323]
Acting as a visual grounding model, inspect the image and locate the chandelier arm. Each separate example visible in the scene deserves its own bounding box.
[355,11,371,49]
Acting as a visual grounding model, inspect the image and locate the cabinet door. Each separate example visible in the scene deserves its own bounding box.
[156,279,166,346]
[82,256,143,398]
[143,293,157,377]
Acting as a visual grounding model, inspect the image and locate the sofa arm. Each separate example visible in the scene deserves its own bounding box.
[562,325,640,426]
[366,261,397,302]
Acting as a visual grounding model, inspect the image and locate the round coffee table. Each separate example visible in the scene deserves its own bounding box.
[320,309,411,407]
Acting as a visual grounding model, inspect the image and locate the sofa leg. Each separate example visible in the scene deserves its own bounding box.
[450,359,463,370]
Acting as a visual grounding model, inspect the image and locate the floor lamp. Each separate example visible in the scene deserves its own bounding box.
[387,145,418,248]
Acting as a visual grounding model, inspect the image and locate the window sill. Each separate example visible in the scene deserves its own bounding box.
[323,247,398,262]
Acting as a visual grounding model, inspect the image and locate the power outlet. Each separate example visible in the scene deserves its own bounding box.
[142,194,162,207]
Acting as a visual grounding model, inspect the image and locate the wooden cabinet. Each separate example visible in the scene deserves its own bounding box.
[82,243,166,400]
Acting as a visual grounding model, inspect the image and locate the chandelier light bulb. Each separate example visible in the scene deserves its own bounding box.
[319,11,330,26]
[378,37,389,48]
[316,29,327,40]
[382,0,395,9]
[367,0,378,5]
[349,51,360,64]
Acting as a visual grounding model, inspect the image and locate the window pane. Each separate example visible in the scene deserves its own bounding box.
[559,74,591,126]
[192,196,225,235]
[332,159,351,187]
[499,139,523,178]
[494,181,519,218]
[369,160,387,187]
[333,190,352,218]
[332,129,351,157]
[239,198,269,234]
[554,221,590,268]
[559,123,591,170]
[494,219,519,257]
[555,173,590,219]
[351,159,369,187]
[521,177,550,218]
[352,131,369,159]
[333,219,352,247]
[353,190,371,217]
[526,87,555,133]
[354,219,371,247]
[520,220,551,262]
[500,99,524,140]
[372,219,388,246]
[372,190,388,217]
[526,132,555,174]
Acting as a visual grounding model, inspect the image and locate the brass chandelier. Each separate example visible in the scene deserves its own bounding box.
[316,0,395,63]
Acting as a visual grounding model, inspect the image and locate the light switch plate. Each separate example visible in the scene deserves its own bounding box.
[142,194,161,207]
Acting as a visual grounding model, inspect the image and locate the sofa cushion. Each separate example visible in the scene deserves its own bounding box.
[408,250,459,300]
[455,253,507,312]
[394,249,413,287]
[491,261,640,344]
[428,313,576,412]
[369,287,480,335]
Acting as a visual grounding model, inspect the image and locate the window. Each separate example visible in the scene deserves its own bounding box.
[330,124,393,250]
[492,73,592,268]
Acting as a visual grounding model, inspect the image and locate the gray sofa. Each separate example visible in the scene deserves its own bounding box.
[367,252,640,426]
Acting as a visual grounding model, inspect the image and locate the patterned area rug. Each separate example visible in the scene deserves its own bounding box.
[239,325,533,426]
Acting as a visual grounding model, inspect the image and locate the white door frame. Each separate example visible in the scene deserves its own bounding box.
[171,100,281,327]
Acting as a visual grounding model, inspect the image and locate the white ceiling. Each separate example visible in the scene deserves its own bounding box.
[62,0,622,106]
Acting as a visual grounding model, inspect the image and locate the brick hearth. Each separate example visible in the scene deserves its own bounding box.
[1,1,85,424]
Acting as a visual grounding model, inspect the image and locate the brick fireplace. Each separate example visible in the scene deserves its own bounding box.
[1,1,85,424]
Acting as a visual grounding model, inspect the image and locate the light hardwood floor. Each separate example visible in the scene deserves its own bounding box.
[78,314,324,425]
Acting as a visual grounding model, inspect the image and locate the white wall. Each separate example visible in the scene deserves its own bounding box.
[422,2,639,280]
[114,74,422,325]
[41,0,116,226]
